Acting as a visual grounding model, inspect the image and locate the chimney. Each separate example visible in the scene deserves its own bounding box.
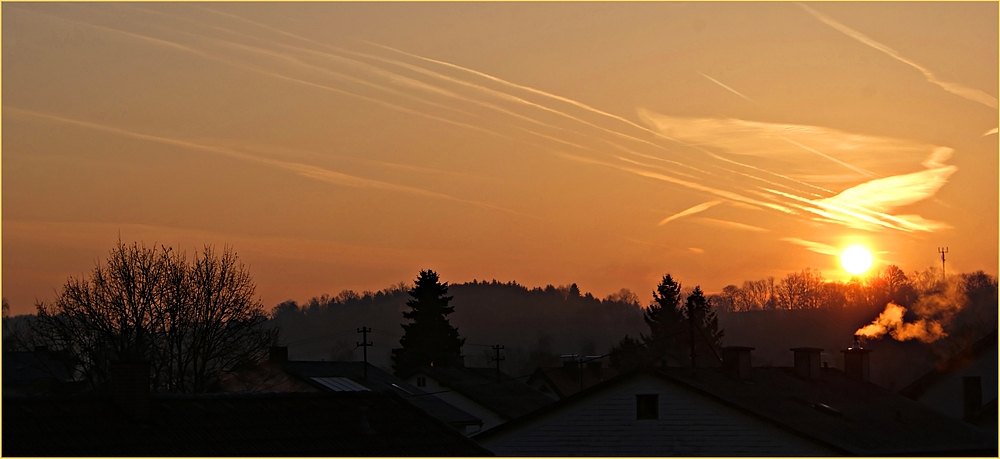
[791,347,823,380]
[561,355,579,376]
[841,347,871,382]
[585,357,602,375]
[721,346,754,381]
[110,360,150,421]
[269,346,288,366]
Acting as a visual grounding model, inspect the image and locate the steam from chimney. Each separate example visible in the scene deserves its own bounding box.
[855,303,947,343]
[856,275,968,344]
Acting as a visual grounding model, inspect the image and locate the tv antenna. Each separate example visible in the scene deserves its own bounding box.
[937,247,948,281]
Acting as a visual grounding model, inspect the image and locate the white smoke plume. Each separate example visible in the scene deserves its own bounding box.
[856,277,968,343]
[855,303,946,343]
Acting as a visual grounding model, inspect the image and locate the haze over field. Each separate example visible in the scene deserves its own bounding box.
[3,3,997,314]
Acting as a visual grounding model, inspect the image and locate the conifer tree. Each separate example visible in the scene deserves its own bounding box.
[684,286,724,367]
[391,270,465,376]
[610,274,688,370]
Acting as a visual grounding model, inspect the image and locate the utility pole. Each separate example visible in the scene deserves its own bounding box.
[356,327,372,380]
[491,344,505,382]
[938,247,949,282]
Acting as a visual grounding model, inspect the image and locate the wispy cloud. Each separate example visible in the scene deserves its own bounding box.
[639,108,956,233]
[798,3,998,109]
[779,135,877,178]
[6,107,531,218]
[363,41,686,146]
[816,148,956,214]
[698,72,754,103]
[983,128,998,137]
[781,237,839,255]
[637,109,926,175]
[552,150,795,214]
[688,247,705,254]
[695,218,769,233]
[657,201,721,226]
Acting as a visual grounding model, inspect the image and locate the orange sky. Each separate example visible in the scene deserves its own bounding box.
[3,3,997,315]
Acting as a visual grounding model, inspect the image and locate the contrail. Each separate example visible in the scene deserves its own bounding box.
[148,6,819,212]
[695,218,769,233]
[19,7,519,145]
[698,72,755,103]
[780,237,839,255]
[552,150,795,214]
[983,128,998,137]
[657,201,721,226]
[190,6,683,153]
[363,40,688,145]
[779,135,878,178]
[6,107,534,219]
[700,149,833,195]
[798,3,998,109]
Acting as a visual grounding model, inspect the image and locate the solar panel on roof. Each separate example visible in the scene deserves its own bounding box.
[310,377,371,392]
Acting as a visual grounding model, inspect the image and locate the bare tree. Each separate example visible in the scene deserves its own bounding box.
[33,241,277,393]
[776,269,824,309]
[604,288,640,306]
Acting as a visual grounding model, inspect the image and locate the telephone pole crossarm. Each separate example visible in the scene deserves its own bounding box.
[491,344,505,382]
[356,327,373,379]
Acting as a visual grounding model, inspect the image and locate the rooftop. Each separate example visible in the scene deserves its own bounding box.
[3,391,492,456]
[285,360,482,427]
[410,366,554,419]
[477,364,997,456]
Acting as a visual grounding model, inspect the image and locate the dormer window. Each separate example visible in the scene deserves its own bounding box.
[416,376,427,388]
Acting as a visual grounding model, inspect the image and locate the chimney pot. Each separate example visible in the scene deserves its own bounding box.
[722,346,754,381]
[841,347,871,382]
[791,347,824,380]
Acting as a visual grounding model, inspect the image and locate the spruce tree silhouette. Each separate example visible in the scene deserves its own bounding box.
[684,286,724,366]
[392,270,466,376]
[610,273,691,371]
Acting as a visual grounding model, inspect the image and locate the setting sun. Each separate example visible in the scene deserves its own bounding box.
[841,245,874,275]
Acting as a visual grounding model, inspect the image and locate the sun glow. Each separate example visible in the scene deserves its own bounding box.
[841,245,873,275]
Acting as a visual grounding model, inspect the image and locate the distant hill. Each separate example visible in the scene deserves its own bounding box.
[268,280,647,376]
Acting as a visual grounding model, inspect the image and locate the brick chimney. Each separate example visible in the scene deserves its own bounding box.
[841,347,871,382]
[791,347,823,380]
[269,346,288,366]
[721,346,754,381]
[110,360,150,421]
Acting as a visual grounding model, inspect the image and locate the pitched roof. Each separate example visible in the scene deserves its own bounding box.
[411,366,554,419]
[285,360,482,427]
[899,329,998,399]
[476,365,997,456]
[2,391,492,456]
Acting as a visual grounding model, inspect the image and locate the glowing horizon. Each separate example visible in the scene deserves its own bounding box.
[2,3,996,314]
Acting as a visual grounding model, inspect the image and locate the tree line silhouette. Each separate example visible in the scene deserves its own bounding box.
[4,239,997,393]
